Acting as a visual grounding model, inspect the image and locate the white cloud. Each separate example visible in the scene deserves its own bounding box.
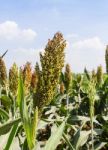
[5,47,43,69]
[65,36,106,72]
[72,37,104,50]
[0,21,37,41]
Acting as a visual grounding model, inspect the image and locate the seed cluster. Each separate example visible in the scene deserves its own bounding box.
[22,62,32,95]
[0,57,7,87]
[34,32,66,112]
[64,64,72,93]
[9,63,18,96]
[97,65,103,85]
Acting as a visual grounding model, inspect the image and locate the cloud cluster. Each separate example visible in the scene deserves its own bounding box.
[0,22,105,73]
[72,37,104,50]
[66,35,106,72]
[0,21,37,41]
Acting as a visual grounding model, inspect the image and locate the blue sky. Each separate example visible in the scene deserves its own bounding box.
[0,0,108,72]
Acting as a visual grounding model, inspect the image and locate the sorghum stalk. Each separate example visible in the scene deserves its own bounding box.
[88,80,96,150]
[105,45,108,74]
[9,63,18,118]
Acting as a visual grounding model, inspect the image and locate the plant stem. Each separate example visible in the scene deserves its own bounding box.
[91,117,94,150]
[66,94,69,116]
[0,85,1,106]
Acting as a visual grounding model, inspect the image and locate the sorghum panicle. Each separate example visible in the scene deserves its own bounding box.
[22,62,32,95]
[64,64,72,92]
[34,32,66,111]
[31,70,38,92]
[91,69,97,82]
[60,82,65,94]
[97,65,103,85]
[0,57,7,87]
[9,63,18,96]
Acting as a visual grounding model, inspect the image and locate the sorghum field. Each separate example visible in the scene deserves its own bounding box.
[0,32,108,150]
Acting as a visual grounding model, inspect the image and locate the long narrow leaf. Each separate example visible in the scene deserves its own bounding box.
[17,75,34,149]
[17,75,24,118]
[4,123,18,150]
[63,132,75,150]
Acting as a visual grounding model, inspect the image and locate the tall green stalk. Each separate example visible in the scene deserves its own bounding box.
[105,45,108,74]
[88,80,96,150]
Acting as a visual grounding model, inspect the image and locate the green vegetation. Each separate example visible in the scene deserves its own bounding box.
[0,32,108,150]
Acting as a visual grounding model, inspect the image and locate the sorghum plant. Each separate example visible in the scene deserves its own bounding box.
[88,80,96,150]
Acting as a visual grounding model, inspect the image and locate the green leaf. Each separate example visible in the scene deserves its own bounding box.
[0,95,12,108]
[4,123,19,150]
[63,133,75,150]
[94,142,107,150]
[72,129,91,150]
[0,118,21,136]
[44,121,65,150]
[17,75,24,118]
[17,75,34,150]
[70,115,90,121]
[0,108,9,120]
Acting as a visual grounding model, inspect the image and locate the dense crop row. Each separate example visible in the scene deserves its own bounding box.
[0,32,108,150]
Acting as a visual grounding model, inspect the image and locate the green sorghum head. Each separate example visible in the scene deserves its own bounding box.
[0,57,7,87]
[64,64,72,92]
[9,63,18,96]
[34,32,66,112]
